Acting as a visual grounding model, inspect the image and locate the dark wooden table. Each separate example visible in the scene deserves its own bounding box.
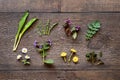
[0,0,120,80]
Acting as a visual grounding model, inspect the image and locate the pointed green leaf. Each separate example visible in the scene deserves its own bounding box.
[44,59,54,64]
[72,32,77,39]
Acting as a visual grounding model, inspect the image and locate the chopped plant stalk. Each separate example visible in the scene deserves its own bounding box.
[13,18,37,51]
[37,20,58,35]
[34,40,54,65]
[13,11,29,51]
[86,20,101,40]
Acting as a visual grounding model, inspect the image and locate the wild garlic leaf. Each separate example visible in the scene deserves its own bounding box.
[44,59,54,64]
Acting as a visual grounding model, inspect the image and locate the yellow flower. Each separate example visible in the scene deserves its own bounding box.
[60,52,67,62]
[72,56,79,63]
[60,52,67,57]
[70,48,77,53]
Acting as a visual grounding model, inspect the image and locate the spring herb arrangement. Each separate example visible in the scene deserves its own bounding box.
[13,11,37,52]
[34,40,54,64]
[63,19,80,39]
[36,19,58,35]
[86,51,104,65]
[85,20,101,40]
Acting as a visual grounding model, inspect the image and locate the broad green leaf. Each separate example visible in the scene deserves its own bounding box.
[44,59,54,64]
[72,32,77,39]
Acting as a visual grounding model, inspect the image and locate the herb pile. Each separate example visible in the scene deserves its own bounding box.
[13,11,37,51]
[37,20,58,35]
[86,21,101,40]
[34,40,54,64]
[86,51,104,65]
[63,19,80,39]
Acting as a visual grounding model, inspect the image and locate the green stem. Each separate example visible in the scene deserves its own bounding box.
[42,50,45,62]
[13,33,22,51]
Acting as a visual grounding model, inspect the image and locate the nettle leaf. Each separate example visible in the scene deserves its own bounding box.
[72,32,77,39]
[44,59,54,64]
[86,20,101,40]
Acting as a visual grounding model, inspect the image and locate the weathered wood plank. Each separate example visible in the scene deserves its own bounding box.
[61,0,120,12]
[0,70,119,80]
[0,13,120,70]
[0,0,60,12]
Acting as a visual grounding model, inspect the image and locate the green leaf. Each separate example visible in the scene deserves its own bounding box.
[87,30,96,35]
[13,18,37,51]
[48,23,58,35]
[92,21,100,28]
[86,20,101,40]
[44,59,54,64]
[13,11,29,51]
[88,24,99,31]
[72,32,77,39]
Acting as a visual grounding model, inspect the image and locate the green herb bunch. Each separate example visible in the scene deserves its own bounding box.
[86,20,101,40]
[37,20,58,35]
[13,11,37,51]
[34,40,54,64]
[86,51,104,65]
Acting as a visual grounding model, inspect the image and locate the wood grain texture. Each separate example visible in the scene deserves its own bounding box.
[0,0,60,12]
[0,70,119,80]
[0,13,120,71]
[61,0,120,12]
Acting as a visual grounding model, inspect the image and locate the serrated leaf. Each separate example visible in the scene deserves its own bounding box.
[72,32,77,39]
[88,24,99,31]
[86,33,93,38]
[44,59,54,64]
[92,21,100,28]
[87,30,96,34]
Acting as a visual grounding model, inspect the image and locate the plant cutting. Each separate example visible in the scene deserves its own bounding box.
[13,11,37,51]
[37,20,58,35]
[34,40,54,65]
[86,20,101,40]
[86,51,104,65]
[63,19,80,39]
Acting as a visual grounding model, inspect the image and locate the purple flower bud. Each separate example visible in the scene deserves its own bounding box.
[39,45,43,49]
[75,26,80,31]
[47,39,52,46]
[64,18,72,25]
[33,40,39,48]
